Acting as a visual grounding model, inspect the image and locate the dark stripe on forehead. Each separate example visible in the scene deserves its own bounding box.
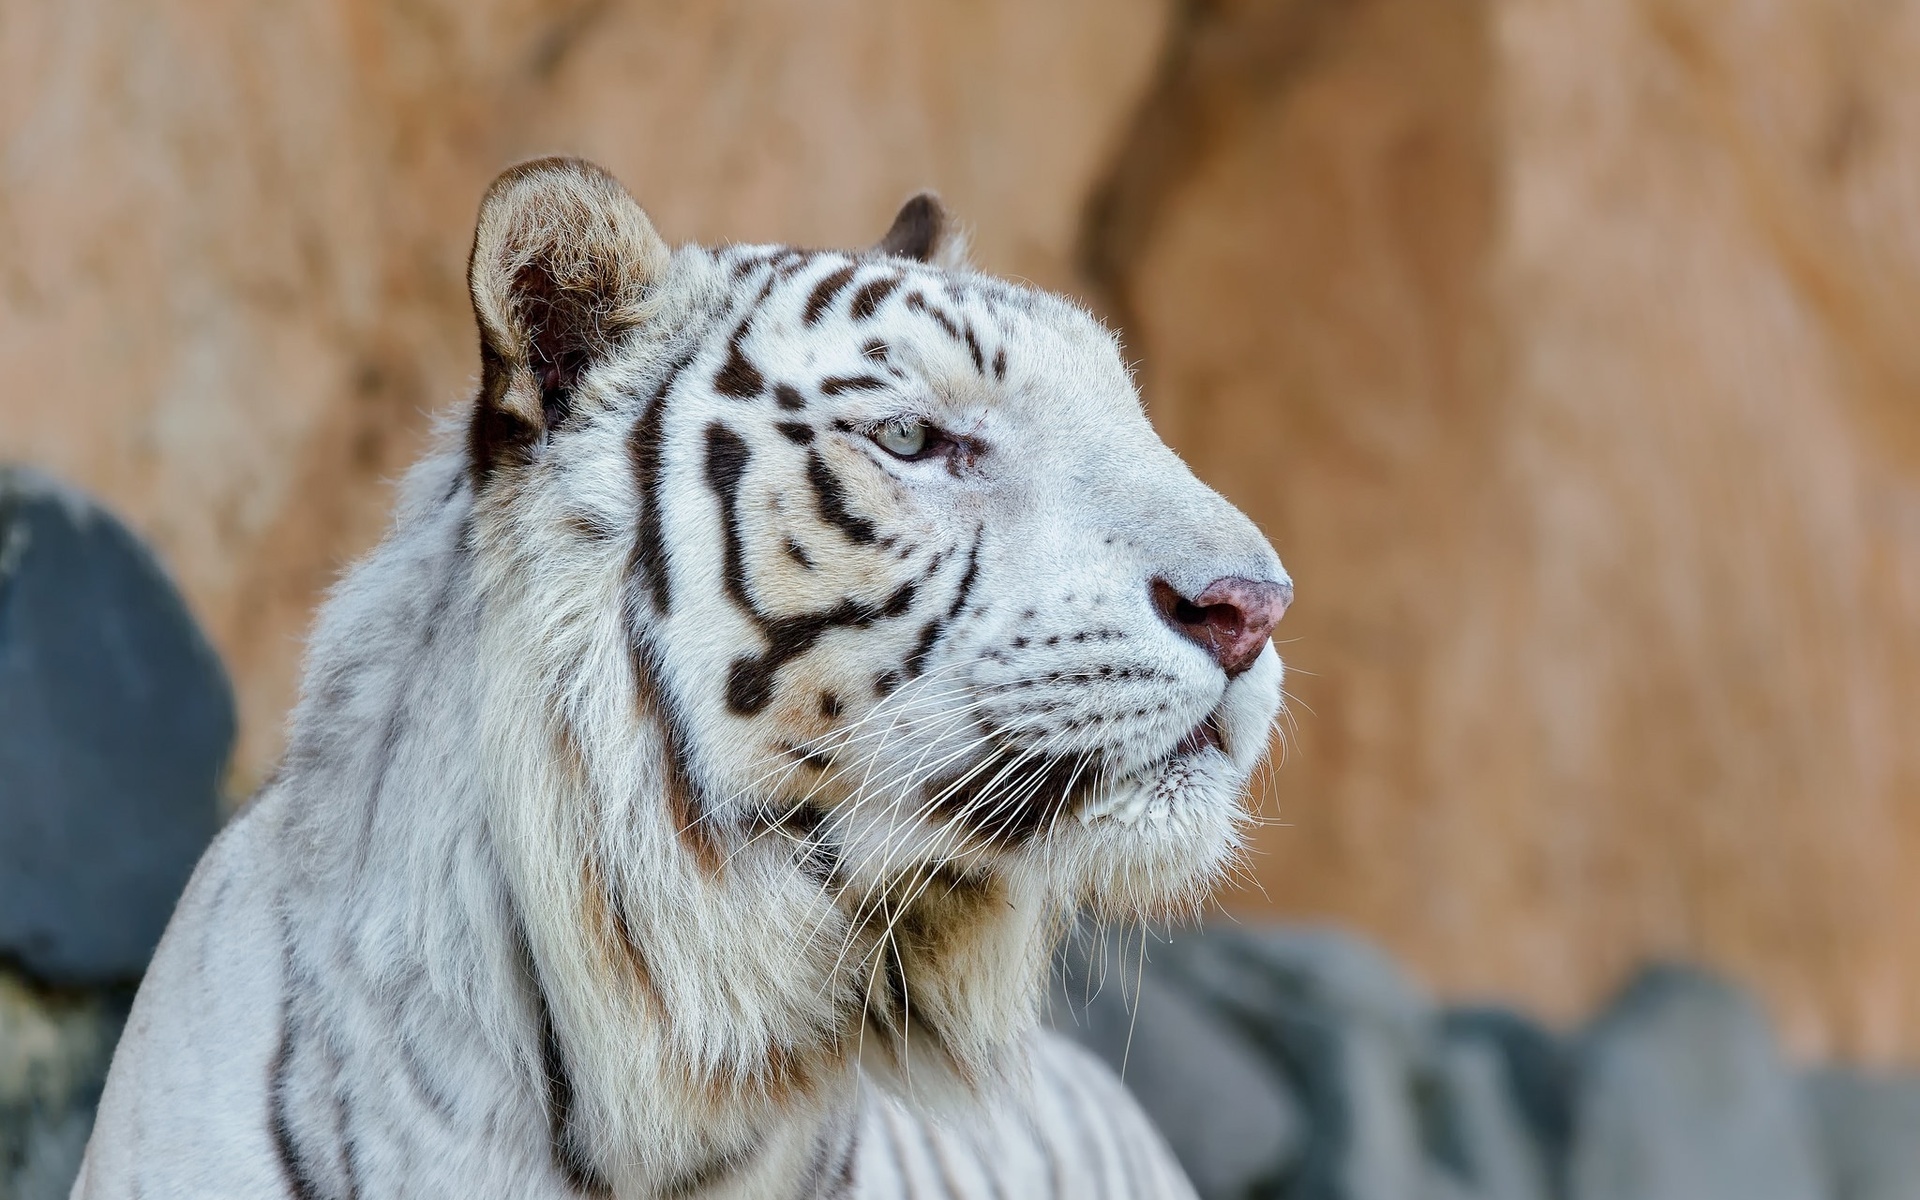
[773,383,806,411]
[776,422,814,444]
[714,319,765,399]
[628,349,696,615]
[820,374,888,395]
[848,274,901,321]
[992,346,1007,381]
[806,451,877,544]
[961,322,986,375]
[704,423,756,610]
[904,291,965,345]
[714,276,777,400]
[803,262,859,325]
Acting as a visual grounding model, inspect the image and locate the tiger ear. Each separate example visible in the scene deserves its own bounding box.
[874,192,969,268]
[467,157,670,480]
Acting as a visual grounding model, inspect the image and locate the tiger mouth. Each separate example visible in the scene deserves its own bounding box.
[1172,714,1225,759]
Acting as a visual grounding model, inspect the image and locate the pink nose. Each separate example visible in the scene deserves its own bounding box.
[1151,576,1293,677]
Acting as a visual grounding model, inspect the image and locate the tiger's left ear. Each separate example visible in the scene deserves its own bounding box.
[467,156,670,481]
[874,192,970,269]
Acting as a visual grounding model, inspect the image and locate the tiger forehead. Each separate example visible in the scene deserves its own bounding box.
[705,245,1032,392]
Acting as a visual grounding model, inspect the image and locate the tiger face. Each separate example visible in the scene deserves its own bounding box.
[468,159,1289,940]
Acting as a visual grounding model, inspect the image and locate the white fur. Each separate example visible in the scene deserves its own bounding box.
[76,162,1286,1199]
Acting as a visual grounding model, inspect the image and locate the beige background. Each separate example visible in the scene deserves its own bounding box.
[5,0,1918,1060]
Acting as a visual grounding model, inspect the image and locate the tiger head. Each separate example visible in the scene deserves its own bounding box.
[464,159,1289,1093]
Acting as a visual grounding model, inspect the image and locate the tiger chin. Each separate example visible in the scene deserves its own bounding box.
[75,158,1290,1200]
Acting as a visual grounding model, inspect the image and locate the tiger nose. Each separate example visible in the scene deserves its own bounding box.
[1150,576,1293,678]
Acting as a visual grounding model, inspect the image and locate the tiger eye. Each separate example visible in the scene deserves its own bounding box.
[873,419,930,458]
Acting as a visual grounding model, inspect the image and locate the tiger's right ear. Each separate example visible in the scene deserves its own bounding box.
[467,157,669,481]
[874,192,969,269]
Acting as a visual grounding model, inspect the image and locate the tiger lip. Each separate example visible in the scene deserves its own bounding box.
[1173,714,1225,758]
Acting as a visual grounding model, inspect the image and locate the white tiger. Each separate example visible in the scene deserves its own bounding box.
[74,158,1292,1199]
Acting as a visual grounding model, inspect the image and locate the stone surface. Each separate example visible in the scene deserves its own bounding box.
[1441,1007,1573,1197]
[0,469,230,985]
[1805,1068,1920,1200]
[1050,931,1305,1198]
[1567,965,1826,1200]
[1092,0,1920,1060]
[5,0,1920,1057]
[0,972,127,1200]
[1431,1037,1553,1200]
[1155,927,1452,1199]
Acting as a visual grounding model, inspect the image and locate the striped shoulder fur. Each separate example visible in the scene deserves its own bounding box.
[76,157,1290,1199]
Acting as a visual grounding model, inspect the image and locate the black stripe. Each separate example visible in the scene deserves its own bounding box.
[903,621,940,678]
[774,383,807,411]
[658,1139,760,1198]
[961,323,986,375]
[927,745,1092,846]
[628,350,695,614]
[826,1116,862,1198]
[819,374,888,395]
[918,1120,964,1200]
[944,532,985,621]
[268,1004,324,1200]
[905,292,966,346]
[776,421,814,444]
[803,262,859,324]
[723,580,916,715]
[904,531,980,677]
[848,275,901,320]
[806,451,878,544]
[1049,1059,1116,1200]
[537,982,614,1196]
[630,632,725,874]
[704,423,755,609]
[992,346,1007,381]
[714,321,765,398]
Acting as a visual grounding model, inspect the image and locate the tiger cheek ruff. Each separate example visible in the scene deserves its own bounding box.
[76,158,1292,1200]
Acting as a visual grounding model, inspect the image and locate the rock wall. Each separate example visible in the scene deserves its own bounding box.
[1089,0,1920,1060]
[5,0,1919,1058]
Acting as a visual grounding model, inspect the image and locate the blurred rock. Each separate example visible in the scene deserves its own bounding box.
[0,972,127,1200]
[1051,931,1304,1198]
[0,468,231,985]
[1804,1068,1920,1200]
[1158,927,1440,1199]
[1431,1037,1553,1200]
[1441,1007,1572,1198]
[1568,965,1826,1200]
[1091,0,1920,1060]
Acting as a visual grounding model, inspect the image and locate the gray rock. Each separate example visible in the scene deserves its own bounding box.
[1805,1068,1920,1200]
[1442,1007,1572,1196]
[0,467,232,985]
[0,970,128,1200]
[1431,1036,1553,1200]
[1051,931,1306,1198]
[1155,926,1459,1199]
[1568,964,1827,1200]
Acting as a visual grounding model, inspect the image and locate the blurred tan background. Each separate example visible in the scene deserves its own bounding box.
[4,0,1918,1062]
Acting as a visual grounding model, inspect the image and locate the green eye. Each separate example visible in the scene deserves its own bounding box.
[873,419,931,458]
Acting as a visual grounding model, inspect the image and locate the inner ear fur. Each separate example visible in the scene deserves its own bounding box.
[875,192,969,268]
[467,156,669,481]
